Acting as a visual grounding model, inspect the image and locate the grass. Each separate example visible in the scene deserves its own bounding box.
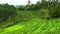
[0,10,60,34]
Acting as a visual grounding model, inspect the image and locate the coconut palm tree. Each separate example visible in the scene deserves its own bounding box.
[28,0,31,5]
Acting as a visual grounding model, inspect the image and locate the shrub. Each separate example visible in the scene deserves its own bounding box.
[39,8,50,19]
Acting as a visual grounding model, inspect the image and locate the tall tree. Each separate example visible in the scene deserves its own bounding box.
[26,0,31,10]
[27,0,31,5]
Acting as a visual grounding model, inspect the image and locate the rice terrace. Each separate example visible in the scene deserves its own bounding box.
[0,0,60,34]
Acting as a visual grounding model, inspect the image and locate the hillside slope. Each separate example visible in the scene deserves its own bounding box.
[0,11,60,34]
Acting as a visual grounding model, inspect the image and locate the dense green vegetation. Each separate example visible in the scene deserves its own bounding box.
[0,3,17,22]
[18,0,60,19]
[0,11,60,34]
[0,0,60,34]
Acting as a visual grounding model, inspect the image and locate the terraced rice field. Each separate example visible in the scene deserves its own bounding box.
[0,11,60,34]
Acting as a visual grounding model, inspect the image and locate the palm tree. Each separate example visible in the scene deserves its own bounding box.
[28,0,31,5]
[26,0,31,10]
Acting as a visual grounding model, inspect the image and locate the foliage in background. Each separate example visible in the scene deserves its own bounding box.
[18,0,60,19]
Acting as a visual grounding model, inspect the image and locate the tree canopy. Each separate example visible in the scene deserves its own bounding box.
[0,3,17,22]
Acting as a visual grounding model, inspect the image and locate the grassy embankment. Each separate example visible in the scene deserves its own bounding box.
[0,10,60,34]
